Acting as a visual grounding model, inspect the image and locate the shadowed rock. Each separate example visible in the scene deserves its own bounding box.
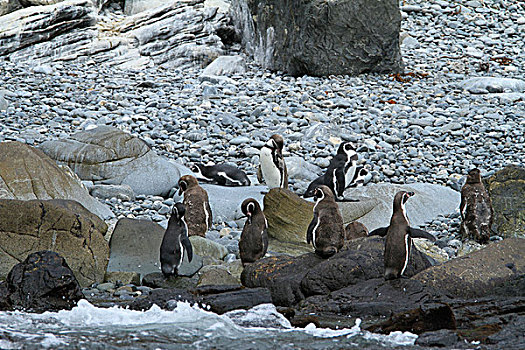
[0,251,83,312]
[0,199,109,287]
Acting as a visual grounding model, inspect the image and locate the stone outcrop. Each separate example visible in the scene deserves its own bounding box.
[484,165,524,237]
[0,141,114,219]
[413,238,525,298]
[0,199,109,287]
[230,0,403,76]
[38,126,189,197]
[0,0,234,70]
[0,251,84,312]
[107,218,203,280]
[242,236,432,306]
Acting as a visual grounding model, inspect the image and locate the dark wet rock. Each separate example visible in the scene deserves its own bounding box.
[367,303,456,334]
[413,238,525,298]
[415,329,461,348]
[344,221,369,240]
[484,165,525,238]
[242,237,432,306]
[0,141,114,219]
[39,126,190,197]
[0,251,83,312]
[0,199,109,287]
[193,284,243,295]
[142,272,199,290]
[199,287,272,314]
[108,218,203,280]
[230,0,403,76]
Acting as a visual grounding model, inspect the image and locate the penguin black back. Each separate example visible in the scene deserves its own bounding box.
[191,163,251,186]
[160,202,193,277]
[239,198,268,265]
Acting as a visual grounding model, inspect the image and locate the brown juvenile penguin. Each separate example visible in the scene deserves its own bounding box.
[369,191,436,280]
[306,185,345,258]
[257,134,288,189]
[178,175,212,237]
[239,198,268,266]
[460,168,493,243]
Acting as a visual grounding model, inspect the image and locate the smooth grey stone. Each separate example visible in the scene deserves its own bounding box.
[286,156,322,181]
[201,55,247,77]
[461,77,525,93]
[90,184,135,201]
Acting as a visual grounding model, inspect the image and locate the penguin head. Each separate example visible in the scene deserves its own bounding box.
[393,191,414,212]
[466,168,482,184]
[178,175,199,195]
[336,142,356,156]
[190,163,204,176]
[266,134,284,151]
[171,202,186,221]
[241,198,260,224]
[314,185,334,202]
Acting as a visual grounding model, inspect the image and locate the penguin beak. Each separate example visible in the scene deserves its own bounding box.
[407,192,414,197]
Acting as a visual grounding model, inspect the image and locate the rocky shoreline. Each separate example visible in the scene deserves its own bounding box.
[1,0,524,348]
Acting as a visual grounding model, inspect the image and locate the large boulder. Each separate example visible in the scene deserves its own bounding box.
[0,251,84,312]
[242,236,432,306]
[413,238,525,298]
[263,188,379,243]
[484,165,525,237]
[0,199,109,287]
[189,236,228,260]
[0,141,114,220]
[108,218,203,280]
[344,183,461,232]
[38,126,190,197]
[200,184,266,224]
[230,0,403,76]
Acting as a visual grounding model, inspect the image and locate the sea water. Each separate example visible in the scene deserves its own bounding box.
[0,300,418,349]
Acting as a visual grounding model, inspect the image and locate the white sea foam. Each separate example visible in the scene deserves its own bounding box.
[363,330,418,346]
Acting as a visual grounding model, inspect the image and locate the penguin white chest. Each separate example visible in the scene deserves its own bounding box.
[260,147,281,188]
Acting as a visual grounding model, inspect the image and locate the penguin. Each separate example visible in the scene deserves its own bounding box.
[460,168,493,244]
[191,163,251,186]
[346,166,371,188]
[369,191,436,280]
[331,142,359,189]
[239,198,268,266]
[306,185,345,258]
[178,175,213,237]
[160,202,193,277]
[257,134,288,189]
[303,167,346,200]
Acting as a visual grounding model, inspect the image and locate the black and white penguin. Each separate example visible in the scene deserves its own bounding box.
[346,166,370,188]
[178,175,213,237]
[258,134,288,189]
[191,163,251,186]
[303,167,346,200]
[369,191,436,280]
[306,185,345,258]
[331,142,359,189]
[160,202,193,277]
[239,198,268,266]
[460,168,493,243]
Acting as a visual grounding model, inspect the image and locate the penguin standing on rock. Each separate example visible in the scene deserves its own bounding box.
[306,185,345,258]
[369,191,436,280]
[460,168,493,243]
[258,134,288,189]
[239,198,268,266]
[191,163,251,186]
[160,202,193,277]
[178,175,212,237]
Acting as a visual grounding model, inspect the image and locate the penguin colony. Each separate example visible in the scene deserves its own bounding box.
[160,134,490,281]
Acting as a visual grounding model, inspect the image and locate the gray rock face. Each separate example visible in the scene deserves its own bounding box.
[0,0,21,16]
[201,184,266,223]
[123,0,166,15]
[0,0,231,70]
[344,183,460,231]
[0,199,109,288]
[285,156,322,182]
[460,77,525,94]
[39,126,188,197]
[108,218,203,280]
[201,55,247,77]
[0,141,114,220]
[230,0,403,76]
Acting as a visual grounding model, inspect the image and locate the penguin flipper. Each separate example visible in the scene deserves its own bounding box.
[306,213,318,244]
[409,228,437,241]
[369,227,389,237]
[182,236,193,262]
[257,165,264,184]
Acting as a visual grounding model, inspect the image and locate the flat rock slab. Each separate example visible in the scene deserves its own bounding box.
[108,218,203,280]
[344,183,461,231]
[460,77,525,94]
[200,184,266,224]
[39,126,189,197]
[413,238,525,298]
[0,199,109,288]
[0,141,114,220]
